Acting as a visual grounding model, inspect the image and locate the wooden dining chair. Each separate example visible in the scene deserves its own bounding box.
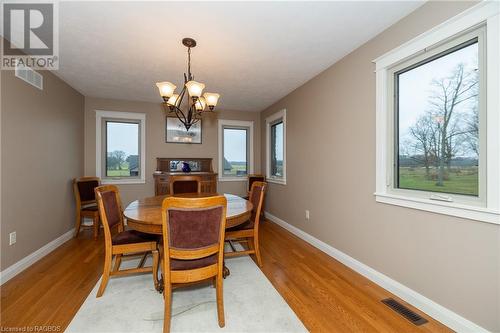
[247,174,265,195]
[73,177,101,239]
[161,195,227,333]
[94,185,159,298]
[169,175,202,195]
[225,181,267,267]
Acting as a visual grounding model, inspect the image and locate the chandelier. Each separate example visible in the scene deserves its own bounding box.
[156,38,220,131]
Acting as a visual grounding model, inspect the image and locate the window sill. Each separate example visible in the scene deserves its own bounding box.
[266,177,287,185]
[374,192,499,225]
[102,179,146,185]
[218,177,247,182]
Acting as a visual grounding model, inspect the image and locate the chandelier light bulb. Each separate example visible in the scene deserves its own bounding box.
[156,81,176,98]
[203,93,220,110]
[195,96,207,111]
[167,94,179,107]
[186,80,205,98]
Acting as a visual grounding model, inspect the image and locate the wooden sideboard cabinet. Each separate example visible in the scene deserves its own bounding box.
[154,158,217,195]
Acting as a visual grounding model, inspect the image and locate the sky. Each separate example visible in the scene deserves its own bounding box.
[273,122,284,161]
[107,122,138,156]
[224,128,247,162]
[398,41,478,157]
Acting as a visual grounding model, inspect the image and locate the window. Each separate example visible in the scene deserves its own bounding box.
[394,31,483,198]
[96,111,146,184]
[375,2,499,224]
[218,119,254,181]
[271,121,284,177]
[266,109,286,184]
[105,121,140,177]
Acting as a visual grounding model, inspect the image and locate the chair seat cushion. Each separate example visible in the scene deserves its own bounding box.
[170,254,217,270]
[227,219,254,231]
[112,230,158,245]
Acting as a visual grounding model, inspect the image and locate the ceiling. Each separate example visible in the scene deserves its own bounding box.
[57,1,424,112]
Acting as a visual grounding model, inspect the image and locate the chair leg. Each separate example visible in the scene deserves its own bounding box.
[97,253,113,298]
[163,282,172,333]
[152,250,159,291]
[74,214,82,238]
[253,235,262,268]
[216,274,225,327]
[93,216,99,240]
[138,252,148,268]
[113,254,122,272]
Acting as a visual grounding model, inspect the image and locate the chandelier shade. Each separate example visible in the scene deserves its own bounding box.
[155,38,219,131]
[156,82,176,98]
[203,93,220,110]
[185,80,205,98]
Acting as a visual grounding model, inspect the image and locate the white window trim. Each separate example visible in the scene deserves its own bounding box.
[217,119,254,182]
[374,1,500,225]
[266,109,287,185]
[96,110,146,185]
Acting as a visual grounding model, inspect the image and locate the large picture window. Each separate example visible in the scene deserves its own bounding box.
[218,119,254,181]
[266,109,286,184]
[395,35,481,197]
[374,2,499,224]
[96,111,146,184]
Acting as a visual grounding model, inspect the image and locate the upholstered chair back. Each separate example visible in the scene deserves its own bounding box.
[248,175,265,192]
[161,195,227,271]
[249,181,267,224]
[95,185,124,244]
[74,177,101,205]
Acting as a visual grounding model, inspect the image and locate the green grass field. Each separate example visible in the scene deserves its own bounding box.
[224,162,247,176]
[398,167,478,196]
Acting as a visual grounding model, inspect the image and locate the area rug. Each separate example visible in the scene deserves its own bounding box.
[66,252,307,333]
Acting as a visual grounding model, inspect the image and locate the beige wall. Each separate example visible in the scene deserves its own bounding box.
[260,1,499,331]
[1,69,84,270]
[84,97,261,205]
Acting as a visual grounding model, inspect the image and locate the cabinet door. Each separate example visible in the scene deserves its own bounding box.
[156,177,170,195]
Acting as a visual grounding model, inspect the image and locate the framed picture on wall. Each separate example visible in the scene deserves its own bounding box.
[166,117,202,144]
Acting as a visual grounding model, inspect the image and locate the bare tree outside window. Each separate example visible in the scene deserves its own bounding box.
[397,40,479,196]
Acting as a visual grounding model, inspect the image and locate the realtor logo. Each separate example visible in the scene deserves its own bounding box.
[2,2,59,69]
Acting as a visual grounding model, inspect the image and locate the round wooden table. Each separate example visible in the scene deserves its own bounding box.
[124,193,253,234]
[124,193,253,284]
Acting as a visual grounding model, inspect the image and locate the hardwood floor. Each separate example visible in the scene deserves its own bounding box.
[258,221,450,333]
[1,221,451,332]
[1,229,105,330]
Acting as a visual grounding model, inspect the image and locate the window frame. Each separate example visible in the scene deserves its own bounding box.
[96,110,146,185]
[217,119,254,182]
[374,2,500,224]
[266,109,287,185]
[389,28,486,205]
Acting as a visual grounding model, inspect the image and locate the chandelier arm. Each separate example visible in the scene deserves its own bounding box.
[168,104,188,125]
[177,85,187,108]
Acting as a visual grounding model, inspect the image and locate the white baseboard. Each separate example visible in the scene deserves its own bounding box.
[0,228,75,285]
[264,211,489,333]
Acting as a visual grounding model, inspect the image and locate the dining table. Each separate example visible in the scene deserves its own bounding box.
[123,193,253,290]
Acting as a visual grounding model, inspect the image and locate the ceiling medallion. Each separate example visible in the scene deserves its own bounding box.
[156,38,220,131]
